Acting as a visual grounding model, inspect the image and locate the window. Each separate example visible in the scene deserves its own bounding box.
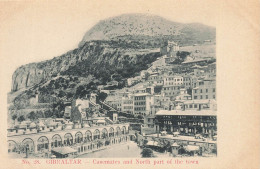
[206,89,208,93]
[200,95,203,99]
[213,88,216,92]
[194,90,197,93]
[213,95,216,99]
[200,89,203,93]
[194,96,198,99]
[206,95,208,99]
[194,104,197,108]
[189,104,193,108]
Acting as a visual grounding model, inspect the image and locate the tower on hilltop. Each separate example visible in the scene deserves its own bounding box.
[160,40,180,57]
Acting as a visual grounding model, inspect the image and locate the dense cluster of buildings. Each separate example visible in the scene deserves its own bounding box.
[101,41,217,139]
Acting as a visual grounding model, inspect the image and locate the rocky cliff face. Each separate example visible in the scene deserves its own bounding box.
[12,49,78,91]
[11,41,160,92]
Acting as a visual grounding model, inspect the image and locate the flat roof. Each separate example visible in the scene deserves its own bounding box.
[182,99,214,104]
[155,109,217,116]
[182,59,207,64]
[134,93,151,96]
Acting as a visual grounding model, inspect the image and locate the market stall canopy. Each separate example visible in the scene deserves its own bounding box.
[173,132,180,135]
[146,141,159,147]
[97,119,106,123]
[52,147,77,155]
[171,143,179,147]
[185,145,200,152]
[50,155,56,158]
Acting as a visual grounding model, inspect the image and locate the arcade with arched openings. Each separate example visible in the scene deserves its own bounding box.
[7,124,130,156]
[8,140,17,153]
[109,127,114,137]
[64,133,73,146]
[37,136,49,152]
[93,129,100,140]
[51,134,62,148]
[101,128,108,139]
[75,132,83,144]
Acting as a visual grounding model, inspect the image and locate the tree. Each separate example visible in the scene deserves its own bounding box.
[27,111,37,121]
[12,114,17,121]
[86,107,94,120]
[17,115,25,122]
[141,148,154,158]
[97,92,108,102]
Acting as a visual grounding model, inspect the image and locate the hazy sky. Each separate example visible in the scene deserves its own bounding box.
[0,0,217,92]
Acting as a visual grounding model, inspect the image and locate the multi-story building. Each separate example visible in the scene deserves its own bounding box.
[121,95,134,114]
[192,77,216,100]
[182,58,207,66]
[155,109,217,137]
[183,75,192,88]
[147,73,164,85]
[175,88,192,101]
[164,75,183,86]
[182,99,217,111]
[133,93,154,116]
[161,85,181,100]
[153,95,173,110]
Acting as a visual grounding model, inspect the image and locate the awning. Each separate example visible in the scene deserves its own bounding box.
[185,145,200,152]
[173,132,180,135]
[52,147,77,155]
[97,120,106,123]
[171,143,179,147]
[146,141,160,147]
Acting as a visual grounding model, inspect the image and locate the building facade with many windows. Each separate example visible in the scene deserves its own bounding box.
[155,110,217,138]
[192,77,216,100]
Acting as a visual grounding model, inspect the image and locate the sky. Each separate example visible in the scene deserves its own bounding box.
[0,0,217,92]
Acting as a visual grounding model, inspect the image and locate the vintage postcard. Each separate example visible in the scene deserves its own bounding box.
[0,0,259,169]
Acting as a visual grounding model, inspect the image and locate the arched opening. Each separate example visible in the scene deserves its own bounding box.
[109,127,114,137]
[93,129,100,140]
[85,130,92,142]
[22,138,35,154]
[64,133,73,146]
[101,128,108,139]
[116,127,121,136]
[8,140,17,153]
[37,136,49,152]
[121,126,126,135]
[75,132,83,144]
[51,134,62,147]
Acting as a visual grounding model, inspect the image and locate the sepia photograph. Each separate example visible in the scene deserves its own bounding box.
[1,0,259,168]
[6,11,216,160]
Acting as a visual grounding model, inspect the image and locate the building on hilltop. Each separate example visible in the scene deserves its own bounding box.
[160,40,180,57]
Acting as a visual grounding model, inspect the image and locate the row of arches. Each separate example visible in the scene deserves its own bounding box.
[8,126,128,153]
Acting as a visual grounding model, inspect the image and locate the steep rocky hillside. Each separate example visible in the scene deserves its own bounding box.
[79,14,215,46]
[11,40,160,92]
